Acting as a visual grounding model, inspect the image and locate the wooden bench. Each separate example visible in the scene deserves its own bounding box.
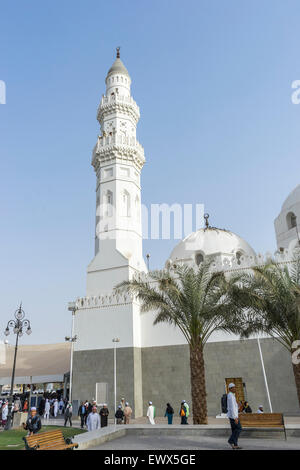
[239,413,286,439]
[23,429,79,450]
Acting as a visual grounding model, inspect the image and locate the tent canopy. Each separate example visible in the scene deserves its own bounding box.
[0,342,71,386]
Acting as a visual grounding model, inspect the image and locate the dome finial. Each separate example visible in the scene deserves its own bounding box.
[204,213,210,229]
[116,46,120,58]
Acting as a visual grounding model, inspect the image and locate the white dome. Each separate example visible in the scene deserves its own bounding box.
[167,227,256,266]
[282,184,300,211]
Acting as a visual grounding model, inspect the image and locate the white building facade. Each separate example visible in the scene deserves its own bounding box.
[71,51,299,416]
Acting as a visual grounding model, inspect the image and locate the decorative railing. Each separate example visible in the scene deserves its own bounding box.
[97,94,140,118]
[94,133,144,156]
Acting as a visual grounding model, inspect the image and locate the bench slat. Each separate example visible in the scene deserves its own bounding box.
[24,429,78,451]
[239,413,284,428]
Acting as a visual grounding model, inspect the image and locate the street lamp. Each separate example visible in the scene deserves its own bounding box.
[66,302,78,403]
[112,337,120,424]
[4,304,32,431]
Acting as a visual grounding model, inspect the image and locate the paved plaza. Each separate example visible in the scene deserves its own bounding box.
[92,434,300,450]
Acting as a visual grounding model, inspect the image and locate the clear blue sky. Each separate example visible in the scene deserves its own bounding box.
[1,0,300,344]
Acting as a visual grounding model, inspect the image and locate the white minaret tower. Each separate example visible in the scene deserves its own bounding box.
[87,48,147,295]
[72,51,146,417]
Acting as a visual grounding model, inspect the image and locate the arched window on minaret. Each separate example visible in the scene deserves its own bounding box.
[104,190,113,217]
[122,190,130,217]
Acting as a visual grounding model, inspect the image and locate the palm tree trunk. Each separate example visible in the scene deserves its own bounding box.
[189,344,208,424]
[292,358,300,408]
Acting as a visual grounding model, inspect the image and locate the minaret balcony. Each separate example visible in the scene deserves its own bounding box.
[97,94,140,122]
[92,134,145,169]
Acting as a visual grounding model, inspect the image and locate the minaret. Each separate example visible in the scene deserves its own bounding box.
[87,49,147,295]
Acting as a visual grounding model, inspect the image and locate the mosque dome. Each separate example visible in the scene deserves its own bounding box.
[167,223,256,268]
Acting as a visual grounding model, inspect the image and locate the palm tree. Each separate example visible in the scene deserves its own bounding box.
[115,261,242,424]
[227,254,300,407]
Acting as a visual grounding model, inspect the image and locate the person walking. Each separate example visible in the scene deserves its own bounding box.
[87,406,100,431]
[38,397,45,416]
[183,400,189,422]
[64,403,73,427]
[120,397,126,412]
[78,402,86,429]
[164,403,174,425]
[84,400,90,425]
[179,402,187,424]
[53,399,58,418]
[23,407,42,436]
[58,398,64,415]
[1,402,8,428]
[23,399,28,412]
[147,401,155,425]
[115,405,124,424]
[44,399,50,420]
[124,402,132,424]
[99,404,109,428]
[87,401,93,415]
[227,383,242,450]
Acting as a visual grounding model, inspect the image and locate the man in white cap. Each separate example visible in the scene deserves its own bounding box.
[147,401,155,425]
[257,405,264,414]
[99,403,109,428]
[227,383,242,449]
[23,407,42,436]
[86,406,100,431]
[124,402,132,424]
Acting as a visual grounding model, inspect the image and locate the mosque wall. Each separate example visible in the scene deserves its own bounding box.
[72,337,298,418]
[72,346,143,417]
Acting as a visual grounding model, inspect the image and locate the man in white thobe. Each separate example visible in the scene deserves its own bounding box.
[44,399,50,420]
[53,399,58,417]
[227,383,242,449]
[257,406,264,414]
[1,402,8,426]
[147,401,155,425]
[87,406,100,431]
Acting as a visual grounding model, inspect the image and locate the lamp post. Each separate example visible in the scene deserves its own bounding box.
[66,302,78,403]
[4,304,32,431]
[112,337,120,424]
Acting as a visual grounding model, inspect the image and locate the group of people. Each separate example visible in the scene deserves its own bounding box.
[147,400,190,425]
[0,397,25,427]
[0,391,72,429]
[43,397,71,420]
[78,398,133,431]
[237,400,264,414]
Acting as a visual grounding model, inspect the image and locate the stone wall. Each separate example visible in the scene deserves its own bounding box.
[141,338,299,416]
[72,347,143,417]
[72,338,299,418]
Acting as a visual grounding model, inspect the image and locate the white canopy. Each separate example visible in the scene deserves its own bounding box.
[0,342,71,386]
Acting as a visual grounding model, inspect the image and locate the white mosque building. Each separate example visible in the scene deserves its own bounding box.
[71,50,300,416]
